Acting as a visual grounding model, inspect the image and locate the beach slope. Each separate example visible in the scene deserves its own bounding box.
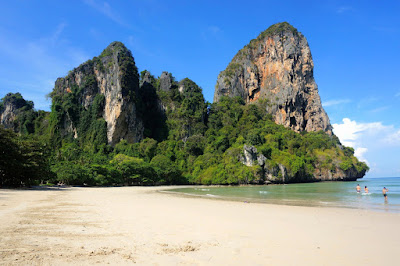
[0,186,399,265]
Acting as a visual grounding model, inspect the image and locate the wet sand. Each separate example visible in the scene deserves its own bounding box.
[0,186,399,265]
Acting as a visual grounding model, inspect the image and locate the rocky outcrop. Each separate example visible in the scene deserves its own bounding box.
[0,93,33,131]
[138,70,168,141]
[240,145,290,183]
[241,145,266,167]
[240,145,364,183]
[313,164,366,181]
[52,41,143,145]
[214,22,332,134]
[159,71,173,91]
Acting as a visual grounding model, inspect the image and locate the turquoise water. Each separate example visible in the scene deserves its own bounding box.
[164,177,400,212]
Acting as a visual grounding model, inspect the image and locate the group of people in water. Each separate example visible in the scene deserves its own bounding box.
[356,184,389,201]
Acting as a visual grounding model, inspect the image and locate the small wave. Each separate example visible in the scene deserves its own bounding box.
[259,191,268,194]
[206,194,219,198]
[319,201,332,205]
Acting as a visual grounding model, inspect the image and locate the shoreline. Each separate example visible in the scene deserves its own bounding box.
[1,186,399,265]
[158,184,399,214]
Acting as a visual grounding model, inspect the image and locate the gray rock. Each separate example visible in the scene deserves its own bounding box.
[0,93,34,132]
[241,145,259,166]
[140,71,153,87]
[240,145,290,183]
[0,98,19,130]
[159,71,173,91]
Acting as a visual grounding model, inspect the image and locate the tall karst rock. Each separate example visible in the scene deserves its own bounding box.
[50,42,143,145]
[214,22,332,134]
[0,93,34,132]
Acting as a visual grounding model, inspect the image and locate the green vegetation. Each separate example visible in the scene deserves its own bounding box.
[154,75,207,141]
[0,45,368,187]
[258,22,298,40]
[0,126,51,187]
[0,89,368,187]
[0,93,48,135]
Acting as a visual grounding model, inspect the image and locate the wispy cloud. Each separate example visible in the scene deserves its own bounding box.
[372,26,397,34]
[208,26,221,35]
[385,129,400,145]
[83,0,129,28]
[47,22,67,45]
[336,6,352,14]
[0,23,89,110]
[89,28,104,41]
[395,92,400,97]
[201,26,223,41]
[357,96,379,109]
[127,36,156,58]
[322,98,351,107]
[369,106,390,113]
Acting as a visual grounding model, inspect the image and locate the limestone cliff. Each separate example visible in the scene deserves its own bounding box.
[241,145,367,183]
[214,22,332,134]
[0,93,34,132]
[51,42,143,145]
[138,70,168,141]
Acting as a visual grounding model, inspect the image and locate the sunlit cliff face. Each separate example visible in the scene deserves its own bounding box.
[214,23,332,135]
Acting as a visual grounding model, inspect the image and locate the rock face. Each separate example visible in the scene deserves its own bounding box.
[159,71,173,91]
[214,22,332,134]
[138,70,168,141]
[241,145,366,183]
[0,93,33,131]
[52,42,143,145]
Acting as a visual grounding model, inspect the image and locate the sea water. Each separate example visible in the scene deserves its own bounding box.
[164,177,400,213]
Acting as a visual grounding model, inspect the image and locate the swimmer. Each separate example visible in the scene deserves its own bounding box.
[364,186,369,193]
[356,184,361,193]
[382,187,389,201]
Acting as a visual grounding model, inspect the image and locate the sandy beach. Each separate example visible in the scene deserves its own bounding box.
[0,186,399,265]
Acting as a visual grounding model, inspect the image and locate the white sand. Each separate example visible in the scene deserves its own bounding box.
[0,186,399,265]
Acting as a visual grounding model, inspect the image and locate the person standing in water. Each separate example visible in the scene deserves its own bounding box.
[382,187,389,201]
[364,186,369,193]
[356,184,361,193]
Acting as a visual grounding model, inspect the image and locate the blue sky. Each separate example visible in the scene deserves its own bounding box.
[0,0,399,177]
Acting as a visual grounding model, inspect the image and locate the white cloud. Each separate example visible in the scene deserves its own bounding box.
[333,118,386,144]
[369,106,390,113]
[385,130,400,145]
[395,92,400,97]
[322,98,351,107]
[83,0,129,28]
[354,147,368,164]
[333,118,400,174]
[201,26,223,41]
[337,6,352,14]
